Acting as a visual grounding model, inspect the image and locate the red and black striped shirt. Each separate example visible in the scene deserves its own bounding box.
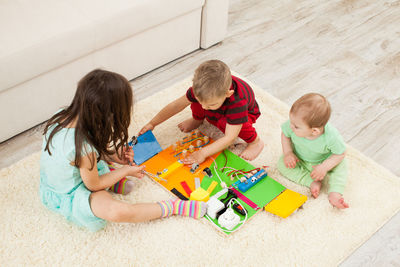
[186,75,261,125]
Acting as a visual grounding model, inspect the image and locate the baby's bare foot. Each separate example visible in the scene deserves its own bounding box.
[178,118,203,133]
[328,192,349,209]
[310,181,322,198]
[240,137,264,160]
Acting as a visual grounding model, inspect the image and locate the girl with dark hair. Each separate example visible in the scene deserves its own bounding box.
[40,69,207,231]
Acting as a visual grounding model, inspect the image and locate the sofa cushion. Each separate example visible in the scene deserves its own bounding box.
[0,0,204,92]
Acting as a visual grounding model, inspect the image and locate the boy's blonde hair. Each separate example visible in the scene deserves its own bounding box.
[290,93,331,128]
[192,60,232,101]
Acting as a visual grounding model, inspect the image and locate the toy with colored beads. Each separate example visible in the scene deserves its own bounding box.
[172,130,211,160]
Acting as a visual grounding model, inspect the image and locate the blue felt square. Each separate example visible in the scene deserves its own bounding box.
[129,130,162,165]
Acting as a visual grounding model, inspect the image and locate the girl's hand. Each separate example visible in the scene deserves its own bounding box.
[139,123,154,135]
[125,165,146,179]
[284,152,299,168]
[113,146,135,165]
[123,145,134,165]
[311,164,328,181]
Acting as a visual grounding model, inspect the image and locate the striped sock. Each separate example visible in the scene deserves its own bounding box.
[110,178,134,195]
[158,199,207,219]
[158,199,175,218]
[108,162,134,195]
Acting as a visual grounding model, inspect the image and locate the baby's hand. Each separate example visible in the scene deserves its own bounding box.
[182,150,206,165]
[126,165,145,179]
[284,152,299,168]
[138,123,154,136]
[311,164,328,181]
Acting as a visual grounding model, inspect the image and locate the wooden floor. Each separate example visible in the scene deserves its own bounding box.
[0,0,399,265]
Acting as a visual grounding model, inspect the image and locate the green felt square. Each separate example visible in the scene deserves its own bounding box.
[200,150,286,234]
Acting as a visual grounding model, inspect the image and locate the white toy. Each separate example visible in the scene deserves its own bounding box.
[218,208,240,230]
[206,188,228,219]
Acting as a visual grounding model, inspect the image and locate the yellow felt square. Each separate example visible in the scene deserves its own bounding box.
[264,189,307,218]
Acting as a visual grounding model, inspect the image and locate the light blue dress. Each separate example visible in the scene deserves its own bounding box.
[39,125,109,231]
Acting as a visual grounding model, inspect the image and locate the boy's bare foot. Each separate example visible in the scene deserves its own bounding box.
[240,137,264,160]
[310,181,322,198]
[178,118,203,133]
[328,192,349,209]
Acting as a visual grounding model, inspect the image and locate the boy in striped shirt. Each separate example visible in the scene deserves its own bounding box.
[139,60,264,164]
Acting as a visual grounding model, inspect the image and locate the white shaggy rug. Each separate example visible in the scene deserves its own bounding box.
[1,76,400,267]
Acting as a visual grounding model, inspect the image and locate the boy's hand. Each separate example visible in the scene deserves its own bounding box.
[284,152,299,168]
[182,150,206,165]
[125,165,145,179]
[311,164,328,181]
[139,123,154,135]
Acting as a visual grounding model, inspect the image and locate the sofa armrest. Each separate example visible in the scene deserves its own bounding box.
[200,0,229,49]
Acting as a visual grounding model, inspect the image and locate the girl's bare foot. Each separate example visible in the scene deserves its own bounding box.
[328,192,349,209]
[310,181,322,198]
[240,137,264,160]
[178,118,203,132]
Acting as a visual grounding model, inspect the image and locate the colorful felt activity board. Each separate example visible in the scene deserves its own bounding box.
[134,130,307,235]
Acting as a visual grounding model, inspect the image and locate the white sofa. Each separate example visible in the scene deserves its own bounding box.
[0,0,228,142]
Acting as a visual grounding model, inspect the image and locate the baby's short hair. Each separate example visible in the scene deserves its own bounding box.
[290,93,331,128]
[192,60,232,102]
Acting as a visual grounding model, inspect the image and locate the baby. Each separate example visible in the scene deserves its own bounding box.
[277,93,349,209]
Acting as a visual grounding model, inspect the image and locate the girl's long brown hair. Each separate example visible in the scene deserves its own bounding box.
[43,69,133,169]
